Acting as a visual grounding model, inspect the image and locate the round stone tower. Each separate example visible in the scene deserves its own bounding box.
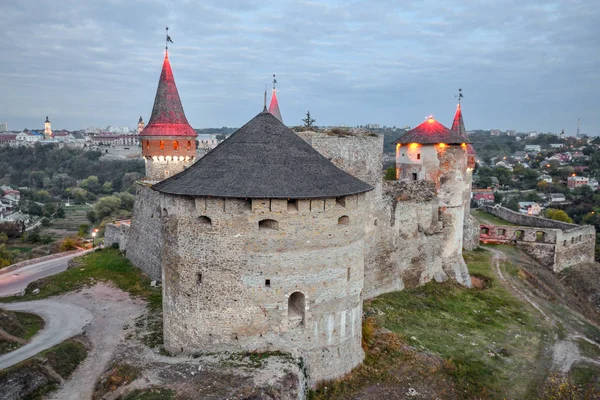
[140,51,197,182]
[394,112,472,286]
[152,111,372,386]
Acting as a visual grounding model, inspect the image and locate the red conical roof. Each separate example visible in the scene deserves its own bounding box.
[141,51,196,137]
[450,103,468,140]
[268,89,282,123]
[467,143,476,155]
[395,116,466,144]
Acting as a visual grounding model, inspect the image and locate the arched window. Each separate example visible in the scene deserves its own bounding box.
[198,216,212,225]
[187,141,191,151]
[173,140,179,150]
[259,219,279,231]
[338,216,349,225]
[288,292,305,327]
[535,231,546,242]
[160,140,165,150]
[162,208,168,217]
[145,140,150,150]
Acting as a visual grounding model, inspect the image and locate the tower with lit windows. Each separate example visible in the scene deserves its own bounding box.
[137,116,145,134]
[140,51,197,182]
[44,116,52,140]
[394,109,471,285]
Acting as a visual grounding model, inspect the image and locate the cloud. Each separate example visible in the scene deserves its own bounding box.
[0,0,598,134]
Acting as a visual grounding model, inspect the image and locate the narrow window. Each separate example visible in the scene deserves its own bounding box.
[336,197,346,208]
[571,237,575,244]
[563,240,567,247]
[145,140,149,150]
[265,279,271,288]
[198,216,212,225]
[287,199,298,212]
[197,273,202,284]
[288,292,305,327]
[173,140,179,150]
[338,215,349,225]
[347,267,351,281]
[259,219,279,231]
[417,153,421,160]
[160,140,164,150]
[412,173,418,181]
[187,140,191,151]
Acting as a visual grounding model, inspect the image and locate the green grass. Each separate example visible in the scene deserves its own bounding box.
[570,362,600,391]
[0,338,88,399]
[121,388,175,400]
[2,248,161,310]
[6,246,33,253]
[0,310,45,355]
[312,248,551,399]
[472,210,518,226]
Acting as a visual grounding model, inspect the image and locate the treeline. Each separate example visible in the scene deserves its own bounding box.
[0,144,144,197]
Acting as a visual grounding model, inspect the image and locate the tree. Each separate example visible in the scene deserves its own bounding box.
[537,180,549,192]
[41,217,51,227]
[27,202,43,216]
[493,192,503,204]
[302,111,316,130]
[545,208,573,223]
[55,207,65,218]
[93,196,122,220]
[384,166,396,181]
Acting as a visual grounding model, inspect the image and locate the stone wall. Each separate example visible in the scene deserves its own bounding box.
[144,157,195,182]
[480,206,595,272]
[298,131,471,297]
[124,184,164,280]
[104,221,130,250]
[160,193,366,387]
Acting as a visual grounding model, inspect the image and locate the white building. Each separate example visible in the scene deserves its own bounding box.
[518,202,541,215]
[0,122,7,132]
[524,144,541,152]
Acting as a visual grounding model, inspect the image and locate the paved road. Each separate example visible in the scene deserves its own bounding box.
[0,300,92,370]
[0,252,87,297]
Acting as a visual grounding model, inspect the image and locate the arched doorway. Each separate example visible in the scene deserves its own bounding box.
[288,292,305,327]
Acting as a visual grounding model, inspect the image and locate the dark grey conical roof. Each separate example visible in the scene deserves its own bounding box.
[152,111,373,199]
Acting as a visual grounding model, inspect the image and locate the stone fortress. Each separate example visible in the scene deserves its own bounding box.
[105,49,492,386]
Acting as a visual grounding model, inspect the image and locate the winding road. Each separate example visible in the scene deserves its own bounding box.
[0,251,88,297]
[0,300,93,369]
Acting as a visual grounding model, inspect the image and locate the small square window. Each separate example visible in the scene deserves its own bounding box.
[412,173,418,181]
[417,153,421,160]
[265,279,271,288]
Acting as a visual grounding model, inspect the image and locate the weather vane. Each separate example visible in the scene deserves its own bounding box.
[165,26,173,50]
[456,88,464,104]
[263,83,268,111]
[272,74,277,89]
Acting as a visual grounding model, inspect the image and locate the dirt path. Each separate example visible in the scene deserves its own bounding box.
[47,283,146,400]
[485,247,600,375]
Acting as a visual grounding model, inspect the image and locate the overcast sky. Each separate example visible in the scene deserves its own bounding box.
[1,0,598,134]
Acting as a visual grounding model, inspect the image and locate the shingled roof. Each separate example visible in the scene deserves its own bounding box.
[140,51,196,137]
[450,104,470,143]
[152,111,373,199]
[394,115,469,145]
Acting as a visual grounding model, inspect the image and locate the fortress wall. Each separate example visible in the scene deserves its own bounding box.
[161,194,366,386]
[555,227,596,272]
[104,222,129,250]
[125,184,164,280]
[483,205,578,230]
[144,157,194,182]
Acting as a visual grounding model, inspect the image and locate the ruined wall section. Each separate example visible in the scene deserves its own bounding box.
[481,206,595,272]
[161,194,366,386]
[124,184,164,280]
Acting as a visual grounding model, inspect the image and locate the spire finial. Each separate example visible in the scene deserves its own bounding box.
[165,26,174,51]
[456,88,464,105]
[263,84,268,112]
[272,74,277,90]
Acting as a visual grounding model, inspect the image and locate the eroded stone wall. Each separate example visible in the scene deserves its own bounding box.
[124,184,164,280]
[160,194,366,386]
[104,222,129,250]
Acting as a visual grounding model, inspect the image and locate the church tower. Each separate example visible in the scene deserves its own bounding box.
[44,116,52,140]
[137,116,145,134]
[140,50,197,182]
[268,74,282,123]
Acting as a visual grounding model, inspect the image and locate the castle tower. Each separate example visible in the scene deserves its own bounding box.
[44,116,52,139]
[394,114,471,286]
[152,111,372,386]
[140,51,197,182]
[137,116,145,134]
[268,74,282,123]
